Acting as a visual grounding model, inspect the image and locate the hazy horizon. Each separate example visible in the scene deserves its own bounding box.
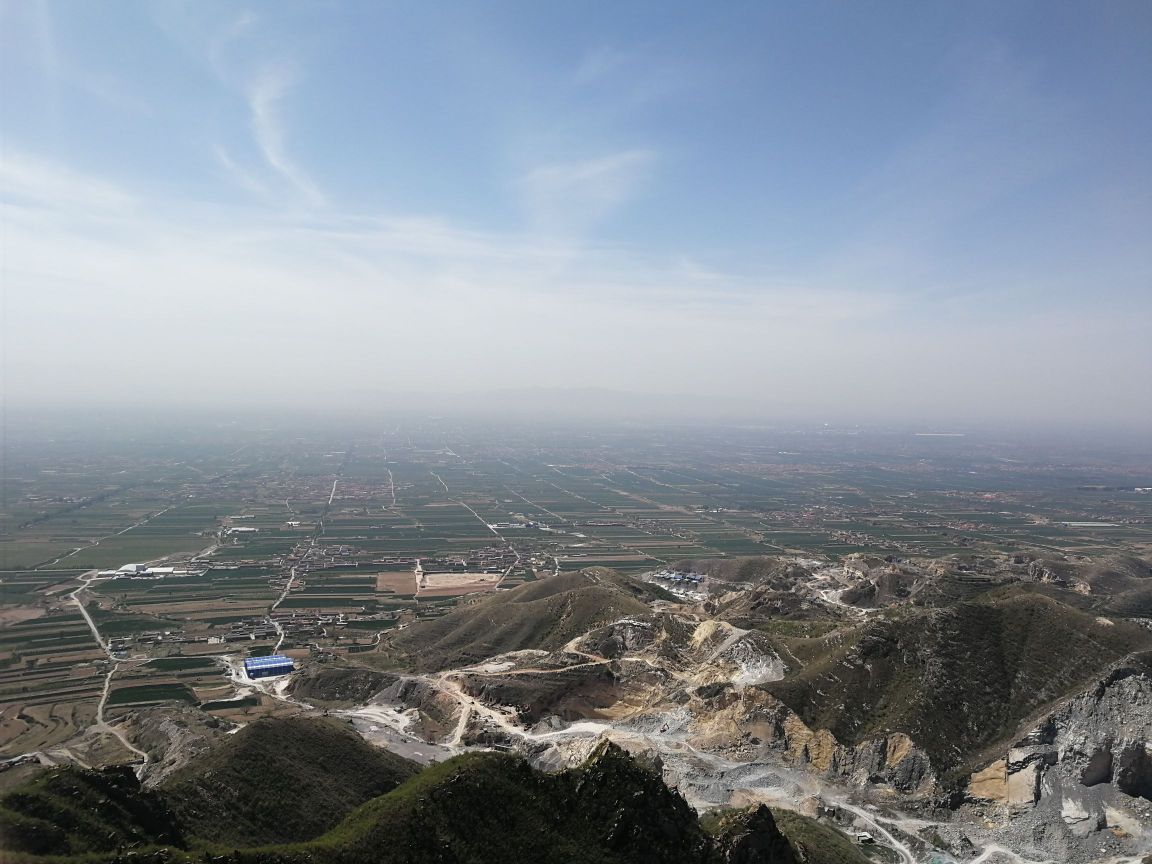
[6,395,1152,450]
[3,1,1150,433]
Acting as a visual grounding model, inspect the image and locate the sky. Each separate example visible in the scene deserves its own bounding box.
[2,1,1150,431]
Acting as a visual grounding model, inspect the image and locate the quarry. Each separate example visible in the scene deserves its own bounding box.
[150,558,1152,864]
[4,425,1151,863]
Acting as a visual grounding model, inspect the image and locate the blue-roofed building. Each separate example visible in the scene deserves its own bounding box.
[243,654,295,679]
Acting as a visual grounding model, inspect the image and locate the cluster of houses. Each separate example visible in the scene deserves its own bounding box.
[268,574,304,592]
[421,547,514,574]
[106,609,395,658]
[108,630,191,654]
[221,611,344,642]
[221,618,279,642]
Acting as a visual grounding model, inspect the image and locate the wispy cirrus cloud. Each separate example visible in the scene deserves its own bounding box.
[208,10,258,80]
[4,0,147,116]
[246,62,325,207]
[519,149,655,234]
[212,143,274,201]
[0,151,136,213]
[169,10,324,207]
[3,149,1148,427]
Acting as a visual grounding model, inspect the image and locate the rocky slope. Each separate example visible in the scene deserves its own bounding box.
[959,654,1152,857]
[374,587,1149,798]
[286,662,399,706]
[349,562,1152,862]
[26,558,1149,863]
[160,715,419,847]
[762,590,1152,784]
[0,733,864,864]
[129,705,232,787]
[374,610,934,797]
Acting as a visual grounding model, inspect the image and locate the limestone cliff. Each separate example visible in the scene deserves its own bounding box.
[966,655,1152,843]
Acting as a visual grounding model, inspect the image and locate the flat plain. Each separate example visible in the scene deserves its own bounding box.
[2,419,1150,760]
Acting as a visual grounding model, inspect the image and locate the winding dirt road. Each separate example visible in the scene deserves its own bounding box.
[67,572,150,775]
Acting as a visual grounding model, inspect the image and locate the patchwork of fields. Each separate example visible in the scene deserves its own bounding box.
[2,422,1149,759]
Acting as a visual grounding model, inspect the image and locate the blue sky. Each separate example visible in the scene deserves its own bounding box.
[2,1,1150,428]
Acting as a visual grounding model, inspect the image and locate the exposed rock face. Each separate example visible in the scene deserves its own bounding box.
[630,617,789,692]
[1080,746,1113,786]
[584,615,788,690]
[967,659,1152,843]
[586,618,658,657]
[457,664,618,723]
[130,706,230,787]
[1028,560,1063,585]
[687,686,934,793]
[1116,741,1152,800]
[391,613,932,795]
[968,758,1007,801]
[1004,746,1058,807]
[1047,664,1152,801]
[1061,792,1106,837]
[378,677,462,741]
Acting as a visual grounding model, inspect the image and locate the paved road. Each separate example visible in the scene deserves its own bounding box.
[385,467,397,509]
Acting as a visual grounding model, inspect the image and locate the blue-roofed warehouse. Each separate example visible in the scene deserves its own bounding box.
[244,654,295,679]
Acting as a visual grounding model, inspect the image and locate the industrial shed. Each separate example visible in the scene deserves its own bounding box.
[244,654,295,679]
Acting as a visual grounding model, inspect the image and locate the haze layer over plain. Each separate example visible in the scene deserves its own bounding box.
[2,1,1150,430]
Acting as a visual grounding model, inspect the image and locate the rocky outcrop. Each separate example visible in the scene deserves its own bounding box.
[671,620,787,689]
[966,657,1152,841]
[1116,740,1152,799]
[968,758,1007,801]
[130,706,230,787]
[570,741,714,863]
[584,618,658,657]
[378,677,462,742]
[686,686,934,793]
[457,664,618,723]
[1043,663,1152,799]
[714,804,795,864]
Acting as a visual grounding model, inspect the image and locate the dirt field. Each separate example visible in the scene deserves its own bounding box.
[561,554,649,564]
[375,570,417,594]
[71,729,139,767]
[181,601,277,620]
[193,684,234,701]
[137,600,266,616]
[180,642,245,656]
[0,606,45,627]
[0,700,97,756]
[416,572,501,598]
[211,695,304,724]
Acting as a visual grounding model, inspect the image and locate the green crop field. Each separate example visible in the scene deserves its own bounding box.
[106,683,198,706]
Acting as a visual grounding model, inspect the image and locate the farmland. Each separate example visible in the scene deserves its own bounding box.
[2,418,1150,760]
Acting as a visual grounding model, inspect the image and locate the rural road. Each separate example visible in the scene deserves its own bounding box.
[67,571,151,776]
